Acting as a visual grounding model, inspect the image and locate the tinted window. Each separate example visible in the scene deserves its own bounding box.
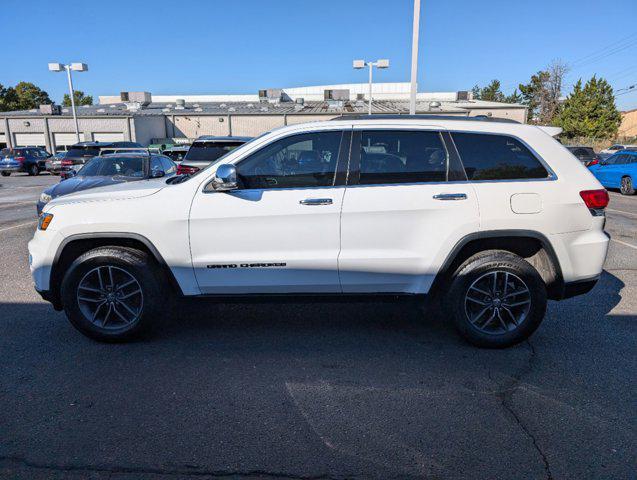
[67,146,100,160]
[78,156,146,178]
[358,130,447,185]
[237,131,342,189]
[159,156,176,174]
[185,141,246,162]
[452,133,549,180]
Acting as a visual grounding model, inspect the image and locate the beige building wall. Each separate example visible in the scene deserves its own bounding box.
[170,115,230,138]
[285,114,339,125]
[619,109,637,138]
[468,108,527,123]
[231,115,285,137]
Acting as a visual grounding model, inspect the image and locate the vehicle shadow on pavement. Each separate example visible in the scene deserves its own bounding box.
[0,270,634,479]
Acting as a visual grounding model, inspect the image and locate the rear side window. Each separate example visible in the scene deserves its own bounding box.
[452,133,549,181]
[358,130,448,185]
[185,141,245,162]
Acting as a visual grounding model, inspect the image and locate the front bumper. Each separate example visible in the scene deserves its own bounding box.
[35,287,63,310]
[561,276,600,299]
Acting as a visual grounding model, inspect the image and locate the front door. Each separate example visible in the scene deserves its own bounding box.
[189,129,350,294]
[338,128,480,294]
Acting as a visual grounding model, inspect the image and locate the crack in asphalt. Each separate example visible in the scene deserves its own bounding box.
[492,341,554,480]
[0,456,350,480]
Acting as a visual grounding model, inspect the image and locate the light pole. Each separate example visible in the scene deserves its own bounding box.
[48,62,88,143]
[409,0,421,115]
[353,59,390,115]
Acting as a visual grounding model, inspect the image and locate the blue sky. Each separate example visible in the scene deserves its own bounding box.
[3,0,637,109]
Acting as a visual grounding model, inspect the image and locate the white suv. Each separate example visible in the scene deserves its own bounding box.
[29,116,610,347]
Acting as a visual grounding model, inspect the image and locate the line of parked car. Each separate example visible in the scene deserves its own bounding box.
[30,136,252,214]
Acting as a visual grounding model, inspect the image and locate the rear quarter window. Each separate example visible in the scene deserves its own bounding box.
[452,133,549,181]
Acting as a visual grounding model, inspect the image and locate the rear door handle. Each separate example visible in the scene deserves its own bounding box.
[433,193,468,201]
[300,198,333,206]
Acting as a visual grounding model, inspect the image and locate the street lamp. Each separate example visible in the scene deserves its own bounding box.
[48,62,88,143]
[353,59,390,115]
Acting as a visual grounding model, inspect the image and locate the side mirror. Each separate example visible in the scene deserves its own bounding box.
[600,161,607,166]
[210,164,237,191]
[150,169,165,178]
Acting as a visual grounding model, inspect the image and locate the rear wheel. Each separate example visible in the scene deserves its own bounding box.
[27,163,39,176]
[0,171,10,177]
[61,247,163,342]
[446,250,547,348]
[620,176,635,195]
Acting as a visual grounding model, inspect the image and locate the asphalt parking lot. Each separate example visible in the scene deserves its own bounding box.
[0,173,635,479]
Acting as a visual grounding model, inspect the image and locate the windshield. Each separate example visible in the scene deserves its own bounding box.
[1,148,15,157]
[184,141,246,162]
[77,156,147,178]
[66,146,100,159]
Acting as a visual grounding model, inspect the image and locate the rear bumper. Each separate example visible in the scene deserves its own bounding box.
[0,165,22,172]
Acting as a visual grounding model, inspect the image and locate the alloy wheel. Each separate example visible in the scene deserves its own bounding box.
[76,266,144,329]
[464,270,531,335]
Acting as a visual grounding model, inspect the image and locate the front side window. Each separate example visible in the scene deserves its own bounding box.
[236,131,342,189]
[452,133,549,181]
[357,130,448,185]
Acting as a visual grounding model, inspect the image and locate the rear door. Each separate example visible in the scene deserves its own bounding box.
[339,127,479,294]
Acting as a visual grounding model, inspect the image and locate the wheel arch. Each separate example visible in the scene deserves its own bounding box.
[49,233,184,308]
[430,230,565,300]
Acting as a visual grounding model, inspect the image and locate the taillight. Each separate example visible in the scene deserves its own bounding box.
[588,158,599,167]
[15,156,26,163]
[177,164,199,175]
[61,159,73,166]
[580,189,609,209]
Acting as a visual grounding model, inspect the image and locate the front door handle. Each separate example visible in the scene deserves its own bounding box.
[300,198,333,206]
[433,193,468,201]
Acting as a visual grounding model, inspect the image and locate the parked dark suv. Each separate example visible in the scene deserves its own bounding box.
[61,141,144,173]
[566,146,600,167]
[0,147,52,176]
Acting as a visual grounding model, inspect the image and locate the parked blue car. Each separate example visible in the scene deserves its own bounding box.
[588,149,637,195]
[37,153,177,215]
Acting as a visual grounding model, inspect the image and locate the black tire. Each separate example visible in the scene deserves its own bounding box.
[27,163,39,176]
[61,246,164,342]
[446,250,547,348]
[620,176,635,195]
[0,171,10,177]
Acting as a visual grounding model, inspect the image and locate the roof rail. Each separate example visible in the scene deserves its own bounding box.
[329,114,520,124]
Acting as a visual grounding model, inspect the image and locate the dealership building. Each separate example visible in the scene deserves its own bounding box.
[0,82,528,152]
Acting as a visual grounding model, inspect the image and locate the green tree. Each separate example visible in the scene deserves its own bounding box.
[556,76,621,139]
[472,79,505,102]
[63,90,93,107]
[12,82,51,110]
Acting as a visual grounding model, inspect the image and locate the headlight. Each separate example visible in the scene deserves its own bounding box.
[39,192,52,204]
[38,213,54,231]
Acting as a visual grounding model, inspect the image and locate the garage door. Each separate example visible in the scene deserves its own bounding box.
[93,132,125,142]
[53,133,85,149]
[14,133,46,147]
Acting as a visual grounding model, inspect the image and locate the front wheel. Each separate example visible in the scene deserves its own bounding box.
[61,247,163,342]
[446,250,547,348]
[620,176,635,195]
[27,164,39,176]
[0,171,10,177]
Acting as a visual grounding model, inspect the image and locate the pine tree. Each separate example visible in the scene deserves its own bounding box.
[556,76,622,139]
